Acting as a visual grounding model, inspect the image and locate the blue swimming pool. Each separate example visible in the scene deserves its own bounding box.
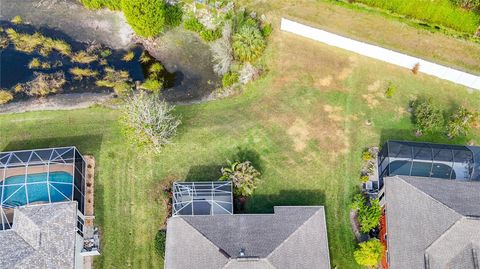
[1,172,73,207]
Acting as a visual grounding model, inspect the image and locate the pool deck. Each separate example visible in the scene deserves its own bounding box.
[0,163,74,182]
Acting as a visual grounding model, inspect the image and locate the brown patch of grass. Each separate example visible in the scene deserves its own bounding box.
[286,118,310,151]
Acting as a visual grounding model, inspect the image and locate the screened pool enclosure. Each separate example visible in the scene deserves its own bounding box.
[0,147,86,230]
[172,181,233,216]
[378,141,480,187]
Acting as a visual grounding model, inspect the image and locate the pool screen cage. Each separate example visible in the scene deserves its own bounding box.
[378,141,480,188]
[172,181,233,216]
[0,147,86,230]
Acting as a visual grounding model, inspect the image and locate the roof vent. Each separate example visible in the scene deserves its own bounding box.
[239,248,245,257]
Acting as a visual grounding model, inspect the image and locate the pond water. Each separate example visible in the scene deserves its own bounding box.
[0,21,185,102]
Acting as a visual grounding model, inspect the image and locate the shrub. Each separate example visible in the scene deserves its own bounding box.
[149,62,164,74]
[261,23,273,37]
[222,72,239,87]
[28,58,51,69]
[451,0,480,11]
[385,84,397,98]
[100,49,112,58]
[220,160,261,197]
[184,17,204,33]
[164,3,183,28]
[362,151,373,161]
[412,98,444,134]
[122,92,181,150]
[24,72,66,97]
[71,51,98,64]
[211,25,233,75]
[139,51,152,63]
[154,230,167,258]
[96,67,132,96]
[200,28,222,42]
[122,51,135,62]
[69,68,98,80]
[239,63,260,84]
[360,175,370,183]
[121,0,166,37]
[0,90,14,105]
[412,63,420,74]
[351,194,381,233]
[354,239,384,267]
[140,78,163,93]
[232,24,266,62]
[447,106,479,138]
[80,0,121,10]
[11,16,23,25]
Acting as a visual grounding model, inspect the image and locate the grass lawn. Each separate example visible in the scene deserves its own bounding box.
[238,0,480,74]
[350,0,480,34]
[1,3,480,269]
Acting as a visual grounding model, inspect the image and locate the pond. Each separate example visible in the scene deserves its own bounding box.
[0,21,217,104]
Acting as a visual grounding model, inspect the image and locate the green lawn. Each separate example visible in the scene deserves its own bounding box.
[351,0,480,34]
[1,3,480,268]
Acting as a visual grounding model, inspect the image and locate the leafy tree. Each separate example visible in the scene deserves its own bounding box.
[121,0,166,37]
[220,161,261,197]
[447,106,479,138]
[122,92,181,150]
[354,239,384,268]
[351,194,381,233]
[412,98,444,134]
[232,24,266,62]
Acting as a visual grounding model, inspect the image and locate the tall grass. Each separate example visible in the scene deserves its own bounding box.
[352,0,480,34]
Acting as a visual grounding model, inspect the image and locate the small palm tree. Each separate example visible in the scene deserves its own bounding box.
[220,160,261,197]
[232,24,266,62]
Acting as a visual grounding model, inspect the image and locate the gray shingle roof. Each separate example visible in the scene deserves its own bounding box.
[384,176,480,269]
[165,206,331,269]
[0,202,78,269]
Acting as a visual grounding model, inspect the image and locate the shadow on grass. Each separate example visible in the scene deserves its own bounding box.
[379,129,470,145]
[2,134,104,156]
[245,189,326,214]
[185,164,224,181]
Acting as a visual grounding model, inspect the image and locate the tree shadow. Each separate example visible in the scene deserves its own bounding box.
[2,134,104,156]
[185,164,224,182]
[230,146,264,173]
[244,189,326,214]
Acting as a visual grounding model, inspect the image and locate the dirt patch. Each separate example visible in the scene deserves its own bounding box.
[362,80,385,108]
[287,118,310,152]
[315,75,333,87]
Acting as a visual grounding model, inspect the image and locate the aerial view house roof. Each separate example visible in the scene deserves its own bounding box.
[0,147,99,269]
[381,175,480,269]
[165,206,331,269]
[0,202,78,268]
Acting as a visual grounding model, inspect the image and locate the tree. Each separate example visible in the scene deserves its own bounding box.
[412,98,444,134]
[447,106,479,138]
[122,92,181,150]
[351,194,381,233]
[220,161,261,197]
[121,0,166,37]
[354,239,384,268]
[232,24,266,62]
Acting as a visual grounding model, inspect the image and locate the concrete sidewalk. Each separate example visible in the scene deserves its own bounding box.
[281,18,480,90]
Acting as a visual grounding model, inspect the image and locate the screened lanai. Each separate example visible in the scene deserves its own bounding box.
[378,141,480,187]
[0,147,86,230]
[172,181,233,216]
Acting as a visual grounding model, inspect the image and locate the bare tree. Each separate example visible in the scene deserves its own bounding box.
[122,92,181,150]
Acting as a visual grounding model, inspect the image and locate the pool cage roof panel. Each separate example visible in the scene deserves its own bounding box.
[379,141,480,183]
[0,147,86,230]
[173,181,233,216]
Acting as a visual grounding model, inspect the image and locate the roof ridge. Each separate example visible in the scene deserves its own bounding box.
[221,258,276,269]
[266,207,325,260]
[395,176,464,217]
